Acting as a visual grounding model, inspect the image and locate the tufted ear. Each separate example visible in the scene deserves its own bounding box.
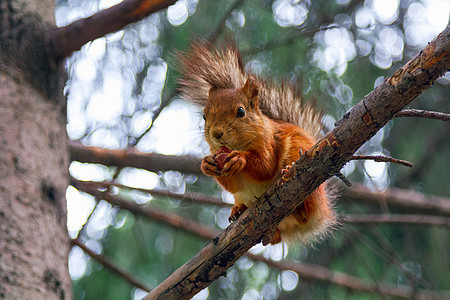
[208,86,218,98]
[242,77,259,109]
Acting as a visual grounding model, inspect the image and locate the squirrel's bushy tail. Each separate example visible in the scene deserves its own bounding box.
[177,40,323,139]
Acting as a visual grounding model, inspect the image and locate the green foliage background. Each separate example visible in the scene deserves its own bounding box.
[58,0,449,299]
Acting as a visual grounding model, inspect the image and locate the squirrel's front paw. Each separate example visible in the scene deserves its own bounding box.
[222,150,246,176]
[201,156,221,176]
[228,203,248,222]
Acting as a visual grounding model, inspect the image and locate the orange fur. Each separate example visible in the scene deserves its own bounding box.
[178,40,335,245]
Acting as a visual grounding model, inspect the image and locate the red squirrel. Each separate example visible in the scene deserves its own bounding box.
[177,40,335,245]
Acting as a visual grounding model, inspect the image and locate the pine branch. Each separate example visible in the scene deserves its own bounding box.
[75,178,450,218]
[71,239,152,292]
[69,140,202,175]
[144,26,450,299]
[345,183,450,217]
[76,182,449,299]
[73,179,228,207]
[245,254,447,299]
[74,180,219,239]
[49,0,177,59]
[68,146,450,216]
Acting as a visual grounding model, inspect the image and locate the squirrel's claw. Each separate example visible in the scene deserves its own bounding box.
[228,203,248,222]
[201,156,221,176]
[222,150,246,177]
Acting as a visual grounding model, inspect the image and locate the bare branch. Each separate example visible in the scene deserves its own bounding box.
[335,172,352,187]
[395,108,450,121]
[351,155,413,167]
[145,26,450,299]
[71,239,152,292]
[245,254,447,299]
[49,0,177,59]
[69,141,202,175]
[72,178,228,207]
[74,181,219,239]
[345,214,450,226]
[75,182,449,299]
[345,183,450,217]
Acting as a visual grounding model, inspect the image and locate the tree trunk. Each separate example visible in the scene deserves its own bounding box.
[0,0,71,298]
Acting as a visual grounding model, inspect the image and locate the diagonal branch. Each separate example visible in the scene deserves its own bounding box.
[76,181,449,299]
[72,178,228,207]
[69,147,450,215]
[145,26,450,299]
[71,239,152,292]
[49,0,177,59]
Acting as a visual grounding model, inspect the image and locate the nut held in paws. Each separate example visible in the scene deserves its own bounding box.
[214,146,232,170]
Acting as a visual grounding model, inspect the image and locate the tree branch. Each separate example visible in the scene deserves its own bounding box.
[245,254,447,300]
[74,180,219,239]
[76,182,449,299]
[345,183,450,217]
[71,239,152,292]
[69,141,202,175]
[350,155,413,167]
[144,26,450,299]
[394,108,450,121]
[68,146,450,216]
[49,0,177,59]
[72,179,228,207]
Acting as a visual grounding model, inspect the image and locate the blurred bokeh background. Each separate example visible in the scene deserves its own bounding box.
[56,0,449,299]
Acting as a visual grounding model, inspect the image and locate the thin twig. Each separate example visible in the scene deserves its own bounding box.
[351,155,413,167]
[335,172,352,187]
[394,109,450,121]
[71,239,152,292]
[73,178,229,207]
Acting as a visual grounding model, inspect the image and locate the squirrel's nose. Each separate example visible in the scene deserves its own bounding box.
[212,130,223,140]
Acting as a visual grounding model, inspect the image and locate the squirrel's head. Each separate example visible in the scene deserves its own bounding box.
[203,77,268,151]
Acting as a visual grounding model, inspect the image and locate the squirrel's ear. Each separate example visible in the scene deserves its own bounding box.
[209,86,218,98]
[243,77,259,109]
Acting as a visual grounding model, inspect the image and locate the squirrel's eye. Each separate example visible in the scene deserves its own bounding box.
[203,114,206,121]
[236,107,245,118]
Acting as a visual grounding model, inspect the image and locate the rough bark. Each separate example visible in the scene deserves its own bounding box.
[145,26,450,300]
[0,0,71,298]
[49,0,177,59]
[69,141,203,175]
